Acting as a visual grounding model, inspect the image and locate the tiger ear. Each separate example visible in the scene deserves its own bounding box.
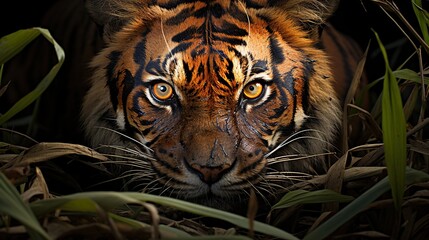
[269,0,341,39]
[84,0,141,41]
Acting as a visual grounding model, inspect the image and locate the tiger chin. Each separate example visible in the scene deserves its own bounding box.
[80,0,343,211]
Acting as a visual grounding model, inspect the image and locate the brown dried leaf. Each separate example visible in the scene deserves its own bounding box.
[8,142,108,167]
[410,140,429,156]
[21,167,50,202]
[324,152,348,211]
[1,165,31,185]
[343,166,386,182]
[247,189,257,239]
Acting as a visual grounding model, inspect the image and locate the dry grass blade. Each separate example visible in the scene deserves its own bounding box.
[342,43,369,152]
[3,142,108,168]
[247,189,258,239]
[0,172,50,239]
[21,167,50,202]
[323,152,349,212]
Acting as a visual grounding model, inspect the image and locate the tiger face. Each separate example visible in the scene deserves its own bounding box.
[82,0,341,208]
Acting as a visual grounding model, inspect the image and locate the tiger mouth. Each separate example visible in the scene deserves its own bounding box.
[149,155,265,200]
[183,157,236,185]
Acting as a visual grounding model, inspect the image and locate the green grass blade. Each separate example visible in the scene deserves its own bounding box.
[110,212,195,238]
[393,69,428,85]
[0,29,40,64]
[271,189,354,210]
[412,0,429,45]
[0,28,64,125]
[0,172,50,240]
[374,30,407,210]
[30,191,299,240]
[303,168,429,240]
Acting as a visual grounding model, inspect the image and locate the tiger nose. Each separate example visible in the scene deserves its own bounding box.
[190,163,231,184]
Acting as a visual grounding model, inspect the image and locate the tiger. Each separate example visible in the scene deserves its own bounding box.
[78,0,365,210]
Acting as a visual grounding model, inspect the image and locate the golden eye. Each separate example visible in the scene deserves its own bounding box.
[243,82,264,99]
[152,82,173,100]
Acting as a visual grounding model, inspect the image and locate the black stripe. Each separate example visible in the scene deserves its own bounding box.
[269,36,285,64]
[165,6,195,25]
[225,58,235,84]
[133,38,147,63]
[145,58,164,76]
[106,51,121,111]
[172,26,199,42]
[210,3,225,18]
[131,93,145,117]
[134,38,147,81]
[269,66,289,119]
[214,64,232,90]
[254,118,274,135]
[194,5,208,18]
[244,0,265,9]
[250,60,268,76]
[183,60,193,83]
[154,155,181,172]
[122,69,135,118]
[170,42,193,55]
[229,3,252,23]
[239,155,265,175]
[191,46,206,58]
[215,20,248,37]
[300,58,314,112]
[283,69,295,95]
[162,42,193,70]
[156,0,195,10]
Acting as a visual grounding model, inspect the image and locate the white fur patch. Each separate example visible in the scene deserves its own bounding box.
[116,109,126,130]
[294,107,308,130]
[267,131,282,148]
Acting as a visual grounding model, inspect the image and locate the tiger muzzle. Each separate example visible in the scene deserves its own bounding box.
[183,130,237,184]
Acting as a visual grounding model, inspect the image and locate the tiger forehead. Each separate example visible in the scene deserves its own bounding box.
[172,46,249,92]
[141,1,273,84]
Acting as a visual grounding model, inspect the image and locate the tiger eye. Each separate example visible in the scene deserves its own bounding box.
[152,82,173,100]
[243,82,264,99]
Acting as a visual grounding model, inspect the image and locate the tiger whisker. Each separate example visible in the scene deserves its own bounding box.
[94,160,153,172]
[95,126,153,153]
[266,152,336,165]
[142,176,168,193]
[265,166,314,178]
[265,129,327,157]
[160,17,176,66]
[120,170,157,179]
[248,180,271,206]
[158,178,175,197]
[255,172,277,195]
[258,182,288,191]
[255,183,277,198]
[123,177,156,193]
[85,174,130,189]
[121,175,152,190]
[100,145,155,160]
[264,172,312,180]
[238,0,251,44]
[99,156,153,166]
